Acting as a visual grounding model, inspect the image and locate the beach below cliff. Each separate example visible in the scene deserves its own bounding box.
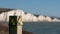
[0,23,33,34]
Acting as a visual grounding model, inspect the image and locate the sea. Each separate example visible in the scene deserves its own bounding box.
[0,22,60,34]
[23,22,60,34]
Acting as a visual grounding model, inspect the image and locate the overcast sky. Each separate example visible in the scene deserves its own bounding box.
[0,0,60,17]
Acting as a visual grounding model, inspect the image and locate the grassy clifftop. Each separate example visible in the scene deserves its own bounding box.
[0,8,14,14]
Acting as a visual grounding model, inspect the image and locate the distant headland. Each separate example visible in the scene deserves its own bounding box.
[0,8,60,22]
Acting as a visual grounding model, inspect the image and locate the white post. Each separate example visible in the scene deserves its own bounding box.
[17,16,23,34]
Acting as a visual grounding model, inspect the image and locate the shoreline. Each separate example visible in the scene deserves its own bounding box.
[0,24,34,34]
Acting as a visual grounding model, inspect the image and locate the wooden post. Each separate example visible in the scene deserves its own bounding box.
[17,16,23,34]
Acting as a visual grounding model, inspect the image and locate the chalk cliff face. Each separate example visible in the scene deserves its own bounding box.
[0,8,60,22]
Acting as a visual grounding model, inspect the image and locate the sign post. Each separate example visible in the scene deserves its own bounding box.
[9,16,17,34]
[9,16,23,34]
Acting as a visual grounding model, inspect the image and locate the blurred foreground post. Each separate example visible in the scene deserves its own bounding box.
[17,16,23,34]
[9,16,17,34]
[9,16,23,34]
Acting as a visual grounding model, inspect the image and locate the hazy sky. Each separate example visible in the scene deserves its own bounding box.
[0,0,60,17]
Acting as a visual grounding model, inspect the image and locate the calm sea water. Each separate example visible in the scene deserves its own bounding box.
[23,22,60,34]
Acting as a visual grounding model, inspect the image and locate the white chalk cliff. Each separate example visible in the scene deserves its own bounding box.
[0,9,60,22]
